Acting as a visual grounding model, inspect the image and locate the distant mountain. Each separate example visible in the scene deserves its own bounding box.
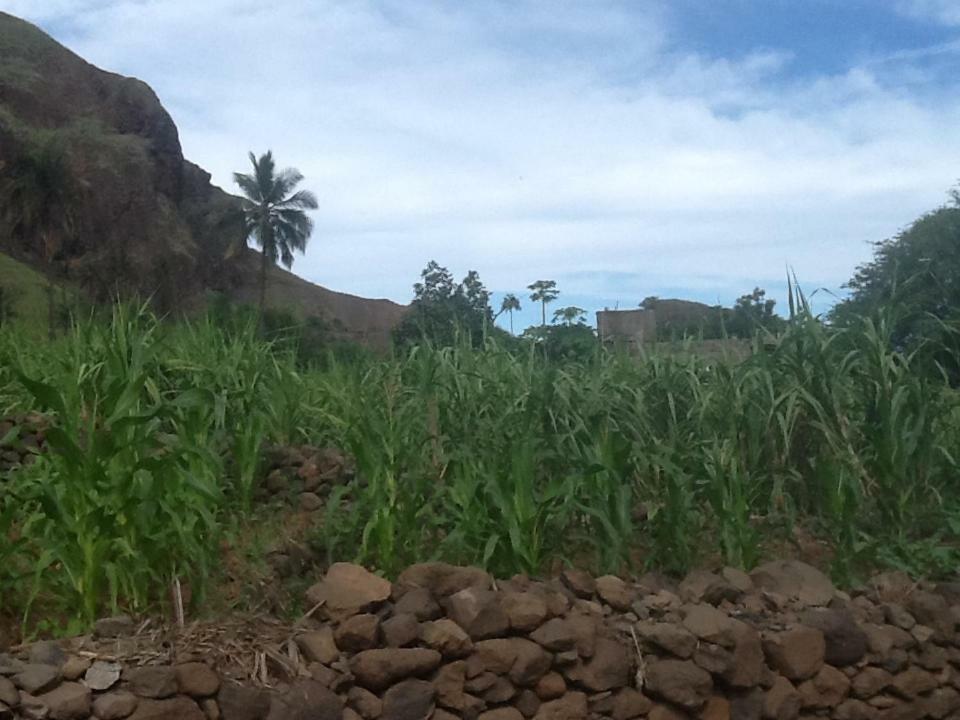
[0,12,405,348]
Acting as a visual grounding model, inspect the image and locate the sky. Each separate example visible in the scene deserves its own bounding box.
[4,0,960,330]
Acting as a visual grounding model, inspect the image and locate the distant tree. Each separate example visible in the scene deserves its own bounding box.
[553,305,587,326]
[1,133,77,338]
[528,280,559,327]
[727,288,785,337]
[233,151,318,317]
[496,293,522,334]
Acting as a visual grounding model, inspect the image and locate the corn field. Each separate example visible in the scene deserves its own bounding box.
[0,303,958,629]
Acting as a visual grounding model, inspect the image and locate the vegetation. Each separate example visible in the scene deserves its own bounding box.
[233,151,318,317]
[528,280,559,326]
[496,293,522,334]
[643,288,787,341]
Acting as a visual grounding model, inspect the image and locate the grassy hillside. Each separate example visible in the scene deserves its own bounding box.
[0,251,54,333]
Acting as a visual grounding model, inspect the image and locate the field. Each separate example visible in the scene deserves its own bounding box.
[0,302,958,638]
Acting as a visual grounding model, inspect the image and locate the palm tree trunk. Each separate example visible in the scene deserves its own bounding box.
[541,300,546,327]
[509,310,514,335]
[258,248,268,322]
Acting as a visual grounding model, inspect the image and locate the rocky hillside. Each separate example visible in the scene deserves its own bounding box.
[0,12,405,348]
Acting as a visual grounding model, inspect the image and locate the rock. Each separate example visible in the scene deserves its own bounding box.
[29,643,65,668]
[796,665,850,709]
[799,609,868,667]
[611,688,652,720]
[729,688,763,720]
[560,570,595,599]
[926,687,960,719]
[475,639,552,687]
[833,699,875,720]
[480,709,524,720]
[693,643,733,676]
[83,661,122,691]
[128,696,206,720]
[445,588,509,640]
[299,492,323,511]
[60,657,89,682]
[217,685,272,720]
[564,638,630,692]
[483,676,517,703]
[534,673,566,701]
[18,692,48,720]
[721,567,754,593]
[637,622,697,659]
[862,624,914,655]
[350,649,443,691]
[383,614,421,648]
[276,680,344,720]
[906,591,954,642]
[890,667,937,699]
[516,690,541,718]
[0,654,24,676]
[529,619,576,652]
[534,691,588,720]
[701,696,730,720]
[382,679,435,720]
[394,589,441,621]
[419,620,473,658]
[681,605,739,648]
[647,705,688,720]
[594,576,635,611]
[175,663,220,697]
[349,687,383,719]
[36,682,90,720]
[297,628,340,665]
[306,563,392,620]
[126,666,178,699]
[852,667,892,699]
[762,627,826,681]
[502,592,548,632]
[0,677,17,707]
[396,563,492,598]
[751,561,835,607]
[92,690,139,720]
[883,604,915,631]
[335,614,381,652]
[724,625,764,688]
[431,661,467,711]
[94,616,136,639]
[763,676,801,720]
[13,665,61,694]
[644,659,713,711]
[565,614,597,659]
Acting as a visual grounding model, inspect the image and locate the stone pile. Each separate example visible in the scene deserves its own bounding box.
[258,444,352,511]
[0,413,47,474]
[3,560,960,720]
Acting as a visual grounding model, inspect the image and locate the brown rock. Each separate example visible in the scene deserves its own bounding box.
[700,696,730,720]
[129,697,206,720]
[335,614,381,652]
[750,561,835,607]
[397,563,492,598]
[94,615,136,639]
[383,614,421,649]
[833,699,875,720]
[926,687,960,719]
[594,576,635,611]
[297,628,340,665]
[420,620,473,659]
[693,643,733,676]
[474,639,552,687]
[721,567,754,593]
[563,615,597,659]
[84,660,122,691]
[561,570,595,599]
[912,643,948,671]
[725,625,764,688]
[0,677,17,707]
[275,681,344,720]
[763,676,800,720]
[534,691,588,720]
[516,689,541,717]
[482,676,516,703]
[60,657,90,682]
[890,667,937,699]
[648,705,689,720]
[797,665,850,709]
[644,659,712,711]
[906,591,954,642]
[480,709,524,720]
[218,685,272,720]
[762,627,826,681]
[799,609,868,666]
[730,688,763,720]
[611,688,652,720]
[394,589,442,621]
[349,687,383,719]
[502,593,548,632]
[637,622,696,659]
[682,605,739,648]
[36,682,90,720]
[174,663,220,698]
[530,619,576,652]
[565,638,630,692]
[350,649,443,691]
[431,710,459,720]
[852,668,892,699]
[535,673,566,701]
[882,604,915,631]
[445,589,509,640]
[432,661,467,711]
[13,664,61,694]
[306,563,392,620]
[127,667,178,699]
[92,690,138,720]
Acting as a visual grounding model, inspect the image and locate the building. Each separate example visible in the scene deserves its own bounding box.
[596,308,656,350]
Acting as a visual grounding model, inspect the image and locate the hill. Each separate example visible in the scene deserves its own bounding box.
[0,12,405,348]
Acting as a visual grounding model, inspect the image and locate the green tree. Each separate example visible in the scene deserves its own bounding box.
[553,305,587,326]
[233,151,318,317]
[496,293,522,334]
[727,288,785,338]
[1,133,77,338]
[528,280,559,327]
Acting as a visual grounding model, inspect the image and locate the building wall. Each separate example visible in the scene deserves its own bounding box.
[596,308,656,347]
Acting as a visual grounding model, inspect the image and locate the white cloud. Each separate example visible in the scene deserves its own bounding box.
[3,0,959,311]
[898,0,960,25]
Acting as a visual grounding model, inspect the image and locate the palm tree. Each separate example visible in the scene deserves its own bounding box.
[2,134,76,338]
[553,305,586,325]
[527,280,559,327]
[233,151,318,316]
[495,293,522,334]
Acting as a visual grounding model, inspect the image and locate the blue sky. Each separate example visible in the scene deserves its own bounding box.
[4,0,960,331]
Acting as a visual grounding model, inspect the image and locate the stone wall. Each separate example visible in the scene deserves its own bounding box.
[2,560,959,720]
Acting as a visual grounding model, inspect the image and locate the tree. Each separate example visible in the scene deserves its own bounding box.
[552,305,586,326]
[528,280,559,327]
[496,293,522,334]
[727,288,785,337]
[1,133,77,338]
[233,151,318,316]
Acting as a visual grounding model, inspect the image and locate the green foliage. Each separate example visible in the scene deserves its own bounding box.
[0,284,14,325]
[528,279,559,327]
[645,289,786,341]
